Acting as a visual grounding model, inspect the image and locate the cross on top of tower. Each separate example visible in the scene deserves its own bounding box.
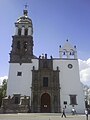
[24,3,28,10]
[23,3,28,16]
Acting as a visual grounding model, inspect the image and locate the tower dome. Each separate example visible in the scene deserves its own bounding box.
[16,10,32,25]
[15,9,33,36]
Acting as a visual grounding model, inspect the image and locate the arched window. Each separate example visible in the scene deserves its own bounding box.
[24,28,28,36]
[18,28,21,36]
[62,49,67,58]
[23,41,27,51]
[70,49,74,59]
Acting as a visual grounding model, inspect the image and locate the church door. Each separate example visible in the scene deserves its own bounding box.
[41,93,51,113]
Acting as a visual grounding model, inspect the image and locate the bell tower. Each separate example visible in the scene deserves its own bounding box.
[10,7,36,63]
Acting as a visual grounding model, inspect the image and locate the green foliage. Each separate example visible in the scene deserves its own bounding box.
[0,79,7,107]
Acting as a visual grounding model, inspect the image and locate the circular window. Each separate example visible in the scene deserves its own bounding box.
[68,64,73,69]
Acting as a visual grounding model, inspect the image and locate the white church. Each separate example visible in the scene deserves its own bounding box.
[2,8,85,113]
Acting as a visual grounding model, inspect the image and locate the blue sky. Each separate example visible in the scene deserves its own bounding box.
[0,0,90,85]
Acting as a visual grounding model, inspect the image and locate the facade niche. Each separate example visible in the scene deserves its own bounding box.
[23,41,27,51]
[43,77,48,87]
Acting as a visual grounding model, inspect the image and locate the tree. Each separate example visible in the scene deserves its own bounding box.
[0,79,7,107]
[83,85,90,108]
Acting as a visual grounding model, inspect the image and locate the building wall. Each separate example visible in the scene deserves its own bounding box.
[7,58,85,113]
[53,59,85,113]
[7,59,38,97]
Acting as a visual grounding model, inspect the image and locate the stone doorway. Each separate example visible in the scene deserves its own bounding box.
[41,93,51,113]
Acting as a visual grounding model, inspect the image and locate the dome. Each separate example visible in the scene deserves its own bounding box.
[14,9,33,36]
[16,16,32,24]
[16,9,32,25]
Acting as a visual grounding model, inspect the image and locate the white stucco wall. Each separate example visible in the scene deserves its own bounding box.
[53,59,85,113]
[7,58,85,113]
[7,59,38,97]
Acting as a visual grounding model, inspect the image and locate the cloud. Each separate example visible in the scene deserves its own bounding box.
[0,76,8,85]
[78,58,90,86]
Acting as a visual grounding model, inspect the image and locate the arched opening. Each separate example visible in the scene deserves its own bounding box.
[18,28,21,36]
[62,49,67,58]
[24,28,28,36]
[69,49,74,59]
[41,93,51,113]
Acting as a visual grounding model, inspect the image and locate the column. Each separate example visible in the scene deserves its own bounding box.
[28,27,33,36]
[59,51,62,58]
[74,51,77,59]
[21,27,24,35]
[15,26,18,35]
[59,46,62,58]
[67,51,70,59]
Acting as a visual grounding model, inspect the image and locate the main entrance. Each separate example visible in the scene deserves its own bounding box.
[41,93,51,113]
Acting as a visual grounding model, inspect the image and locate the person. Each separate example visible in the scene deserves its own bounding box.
[85,109,88,120]
[61,108,66,118]
[71,107,76,115]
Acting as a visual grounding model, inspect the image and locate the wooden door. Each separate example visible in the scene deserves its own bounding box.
[41,93,51,113]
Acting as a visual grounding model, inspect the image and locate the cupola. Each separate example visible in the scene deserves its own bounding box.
[15,7,33,36]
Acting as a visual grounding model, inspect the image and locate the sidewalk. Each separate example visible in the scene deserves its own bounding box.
[0,113,89,120]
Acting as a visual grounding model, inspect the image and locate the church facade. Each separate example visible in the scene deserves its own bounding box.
[4,8,85,113]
